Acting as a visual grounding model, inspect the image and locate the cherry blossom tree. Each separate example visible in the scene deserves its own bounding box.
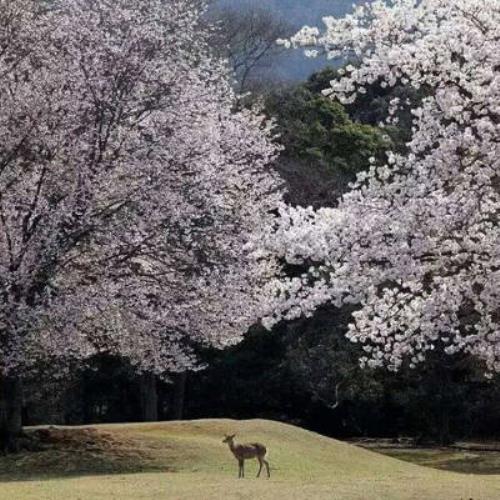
[262,0,500,373]
[0,0,281,448]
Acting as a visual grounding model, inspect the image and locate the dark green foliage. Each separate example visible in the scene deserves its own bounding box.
[187,326,303,422]
[284,306,383,412]
[265,82,389,205]
[305,67,425,153]
[20,329,500,443]
[185,308,500,442]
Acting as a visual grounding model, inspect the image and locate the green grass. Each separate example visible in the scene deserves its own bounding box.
[0,419,499,499]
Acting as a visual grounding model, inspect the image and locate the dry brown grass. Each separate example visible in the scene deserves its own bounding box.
[0,419,499,499]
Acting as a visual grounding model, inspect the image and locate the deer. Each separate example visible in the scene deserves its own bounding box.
[222,434,270,478]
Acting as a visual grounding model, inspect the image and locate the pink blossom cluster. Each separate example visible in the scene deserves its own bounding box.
[265,0,500,372]
[0,1,282,376]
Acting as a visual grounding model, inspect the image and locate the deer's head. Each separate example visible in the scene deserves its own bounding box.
[222,434,236,444]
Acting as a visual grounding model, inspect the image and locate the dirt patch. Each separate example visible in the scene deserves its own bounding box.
[0,427,174,480]
[31,427,126,451]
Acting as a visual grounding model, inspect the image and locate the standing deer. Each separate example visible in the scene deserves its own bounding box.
[222,434,270,478]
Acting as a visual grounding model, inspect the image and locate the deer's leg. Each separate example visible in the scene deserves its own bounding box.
[238,459,244,478]
[263,458,270,478]
[256,457,263,478]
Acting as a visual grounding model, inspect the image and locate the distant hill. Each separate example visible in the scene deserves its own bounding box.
[216,0,364,26]
[212,0,366,82]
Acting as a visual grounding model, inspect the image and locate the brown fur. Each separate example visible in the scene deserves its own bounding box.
[222,434,270,478]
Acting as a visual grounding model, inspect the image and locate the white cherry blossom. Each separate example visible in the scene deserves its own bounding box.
[265,0,500,372]
[0,0,282,377]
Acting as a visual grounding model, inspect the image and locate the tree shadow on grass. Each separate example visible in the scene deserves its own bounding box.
[0,427,178,482]
[362,444,500,475]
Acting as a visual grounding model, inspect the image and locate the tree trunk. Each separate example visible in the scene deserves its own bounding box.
[438,403,453,446]
[171,371,187,420]
[437,363,454,446]
[0,376,23,453]
[139,372,158,422]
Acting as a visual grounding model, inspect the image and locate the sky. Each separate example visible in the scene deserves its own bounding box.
[215,0,362,25]
[212,0,365,81]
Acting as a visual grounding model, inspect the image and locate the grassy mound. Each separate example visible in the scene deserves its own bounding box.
[0,419,499,499]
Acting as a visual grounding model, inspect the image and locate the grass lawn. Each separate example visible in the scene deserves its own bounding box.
[0,419,498,499]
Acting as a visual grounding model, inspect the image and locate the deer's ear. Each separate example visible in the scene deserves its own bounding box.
[231,434,236,438]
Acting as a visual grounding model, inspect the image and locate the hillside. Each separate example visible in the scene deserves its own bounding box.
[0,419,499,499]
